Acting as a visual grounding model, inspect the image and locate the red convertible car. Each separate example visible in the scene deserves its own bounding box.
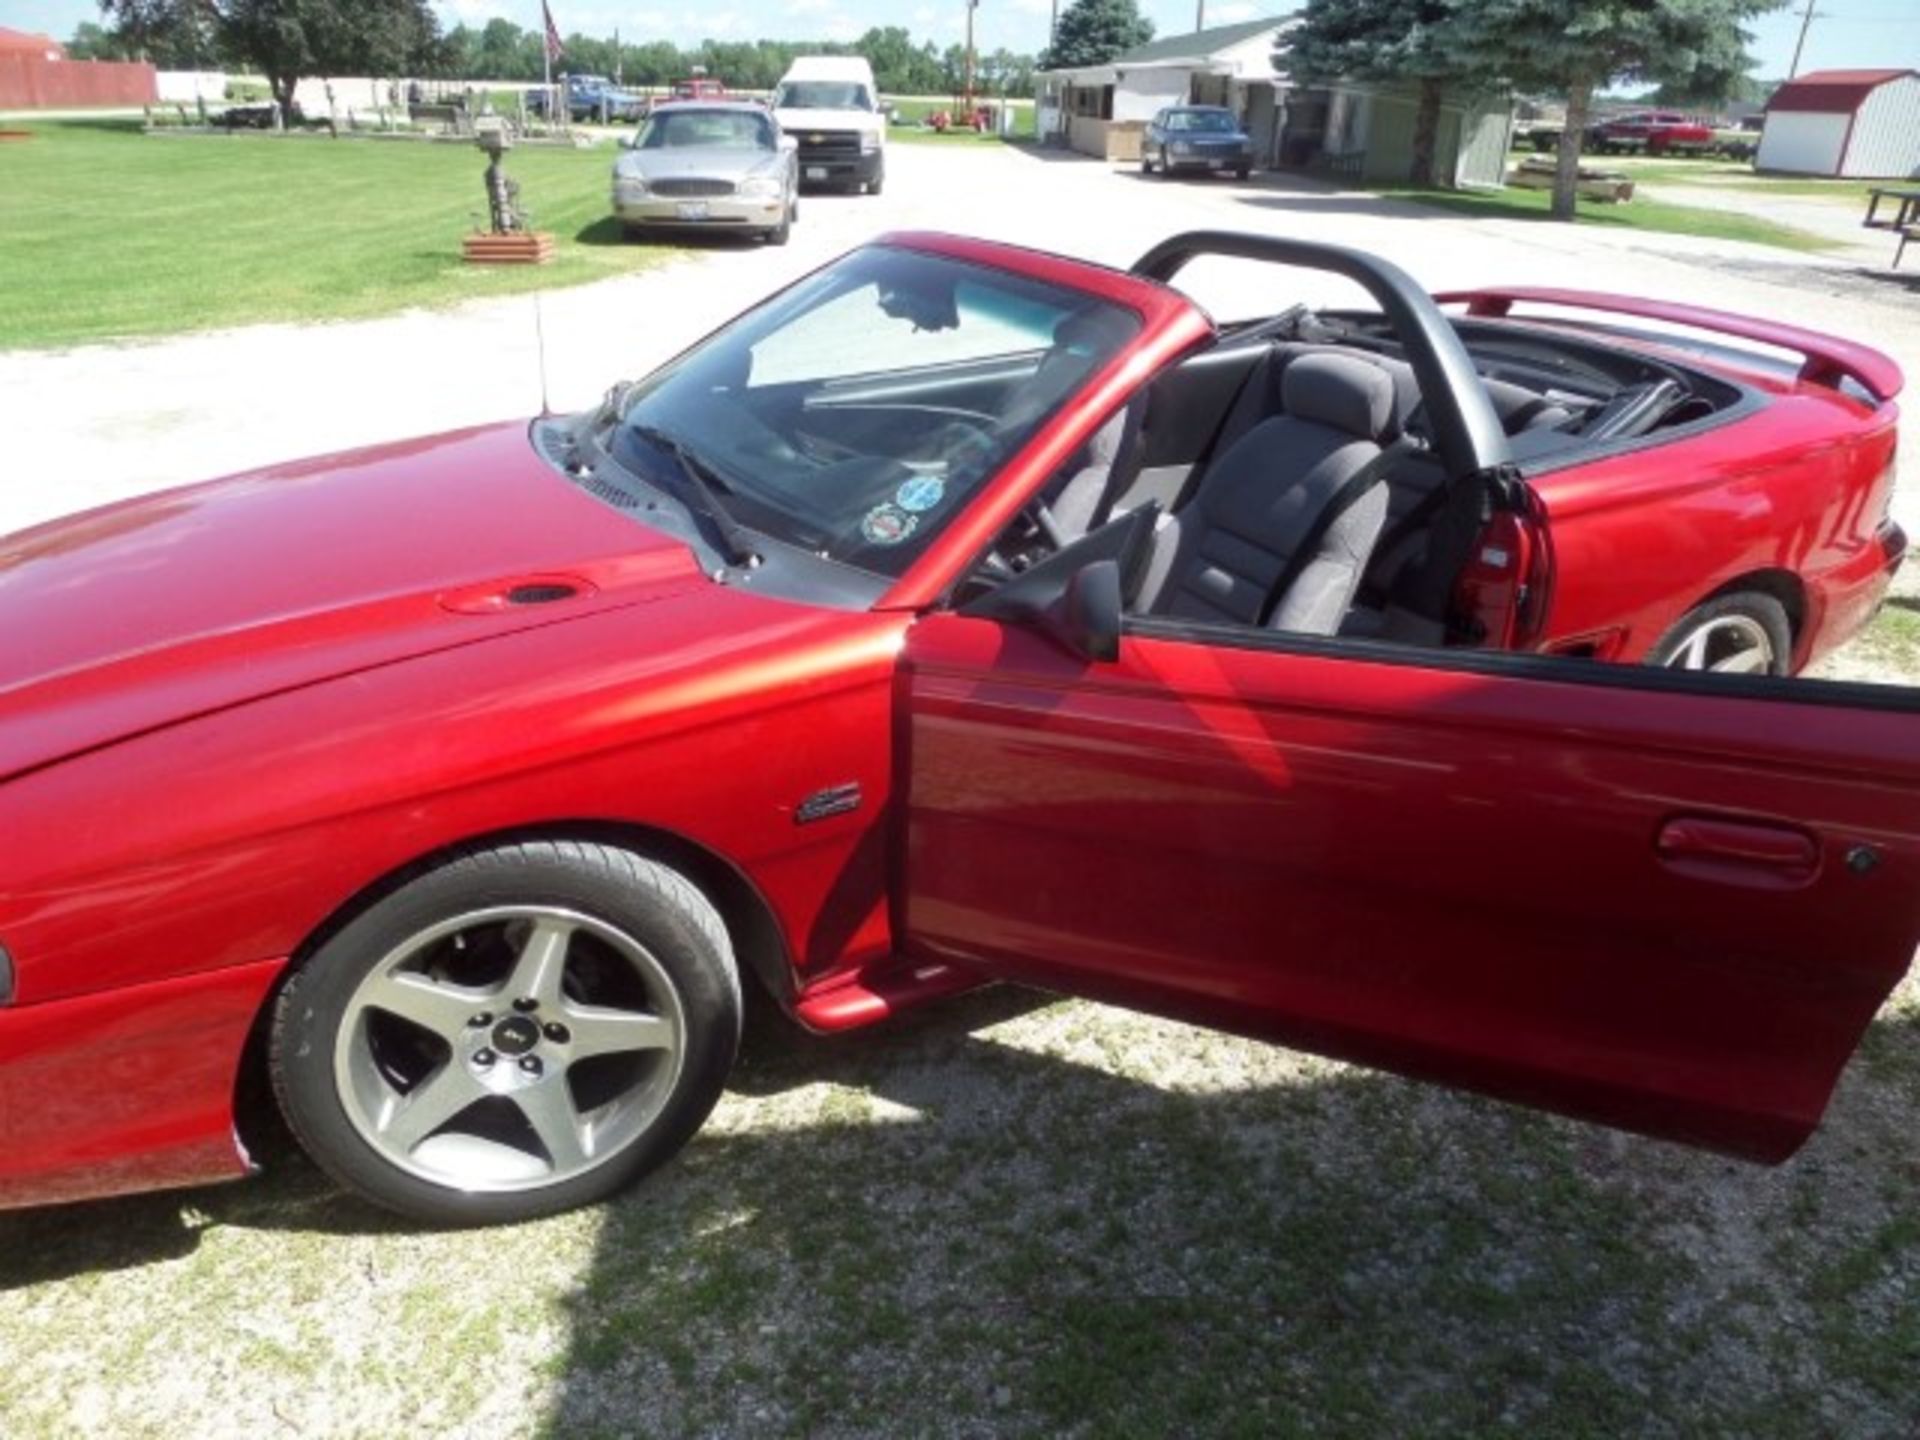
[2,231,1914,1224]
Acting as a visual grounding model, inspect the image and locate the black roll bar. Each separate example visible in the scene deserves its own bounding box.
[1131,231,1512,481]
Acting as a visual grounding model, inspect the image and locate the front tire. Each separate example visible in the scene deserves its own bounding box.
[271,841,740,1226]
[1647,591,1792,676]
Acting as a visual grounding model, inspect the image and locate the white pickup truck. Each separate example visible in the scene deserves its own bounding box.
[773,55,886,195]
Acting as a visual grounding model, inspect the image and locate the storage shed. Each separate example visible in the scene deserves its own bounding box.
[1756,69,1920,179]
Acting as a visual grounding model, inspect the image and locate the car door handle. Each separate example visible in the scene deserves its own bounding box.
[1656,816,1820,886]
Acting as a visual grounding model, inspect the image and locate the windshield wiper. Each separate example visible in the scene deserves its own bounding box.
[626,422,760,569]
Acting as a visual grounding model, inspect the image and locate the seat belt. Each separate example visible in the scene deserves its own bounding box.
[1084,395,1149,533]
[1256,433,1426,629]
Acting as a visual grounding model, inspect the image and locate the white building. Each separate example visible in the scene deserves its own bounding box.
[1037,14,1512,188]
[1039,16,1297,162]
[1756,68,1920,179]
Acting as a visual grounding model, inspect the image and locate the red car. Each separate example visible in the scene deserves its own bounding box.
[1588,110,1715,154]
[2,231,1914,1224]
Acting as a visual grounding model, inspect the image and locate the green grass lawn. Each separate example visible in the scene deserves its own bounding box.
[0,120,677,348]
[1380,181,1843,253]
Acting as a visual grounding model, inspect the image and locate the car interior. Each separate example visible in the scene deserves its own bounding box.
[977,303,1749,649]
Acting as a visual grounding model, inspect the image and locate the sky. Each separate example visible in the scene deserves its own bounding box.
[6,0,1918,79]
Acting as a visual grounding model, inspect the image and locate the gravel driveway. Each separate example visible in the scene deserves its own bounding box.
[4,143,1918,1439]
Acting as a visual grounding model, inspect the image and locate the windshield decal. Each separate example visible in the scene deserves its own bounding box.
[895,475,946,513]
[860,504,918,545]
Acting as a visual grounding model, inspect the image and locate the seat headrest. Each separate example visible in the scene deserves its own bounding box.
[1281,352,1395,442]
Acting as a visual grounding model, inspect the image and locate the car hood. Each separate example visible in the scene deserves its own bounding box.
[620,145,780,180]
[0,421,706,783]
[775,107,881,132]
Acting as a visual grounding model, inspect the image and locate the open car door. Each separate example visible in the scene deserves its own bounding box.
[896,582,1920,1161]
[891,232,1917,1163]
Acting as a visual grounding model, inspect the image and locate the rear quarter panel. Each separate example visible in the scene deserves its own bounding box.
[1530,386,1899,668]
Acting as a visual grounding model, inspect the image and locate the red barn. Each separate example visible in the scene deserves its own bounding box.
[0,25,157,109]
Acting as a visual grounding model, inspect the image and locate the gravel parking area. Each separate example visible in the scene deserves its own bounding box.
[4,143,1919,1438]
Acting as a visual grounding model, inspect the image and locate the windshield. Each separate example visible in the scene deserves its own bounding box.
[636,108,774,150]
[775,80,873,111]
[607,246,1140,578]
[1165,109,1237,133]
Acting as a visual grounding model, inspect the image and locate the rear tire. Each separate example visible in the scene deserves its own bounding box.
[866,170,884,196]
[270,840,741,1226]
[1140,150,1154,174]
[1235,165,1251,181]
[1646,592,1792,676]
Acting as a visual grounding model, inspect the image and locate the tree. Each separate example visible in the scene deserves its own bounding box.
[1449,0,1776,220]
[67,22,132,60]
[100,0,445,121]
[1282,0,1491,188]
[1040,0,1152,71]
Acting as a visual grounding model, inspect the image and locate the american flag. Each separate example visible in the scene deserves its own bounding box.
[542,1,564,63]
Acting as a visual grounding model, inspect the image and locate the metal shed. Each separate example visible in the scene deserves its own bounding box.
[1756,69,1920,179]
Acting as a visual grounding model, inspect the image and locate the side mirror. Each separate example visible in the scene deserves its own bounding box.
[959,506,1154,664]
[1047,559,1123,663]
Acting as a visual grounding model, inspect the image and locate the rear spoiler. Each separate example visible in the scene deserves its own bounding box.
[1432,287,1904,405]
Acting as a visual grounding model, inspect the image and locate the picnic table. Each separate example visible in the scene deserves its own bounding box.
[1863,184,1920,268]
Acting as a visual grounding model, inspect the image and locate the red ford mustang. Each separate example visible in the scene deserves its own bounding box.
[2,231,1914,1224]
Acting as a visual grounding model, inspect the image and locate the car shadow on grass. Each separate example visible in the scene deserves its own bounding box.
[5,985,1916,1434]
[536,986,1920,1438]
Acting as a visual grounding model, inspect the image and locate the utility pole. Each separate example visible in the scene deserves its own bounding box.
[1197,0,1206,32]
[964,0,978,116]
[1788,0,1820,79]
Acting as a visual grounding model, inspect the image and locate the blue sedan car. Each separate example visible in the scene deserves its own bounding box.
[1140,105,1254,179]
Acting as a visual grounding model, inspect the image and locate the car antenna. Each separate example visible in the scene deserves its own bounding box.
[533,291,553,416]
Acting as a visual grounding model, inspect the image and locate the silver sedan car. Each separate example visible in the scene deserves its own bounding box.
[611,102,799,245]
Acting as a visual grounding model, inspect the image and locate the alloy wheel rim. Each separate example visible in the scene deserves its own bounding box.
[1665,614,1774,674]
[332,905,686,1193]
